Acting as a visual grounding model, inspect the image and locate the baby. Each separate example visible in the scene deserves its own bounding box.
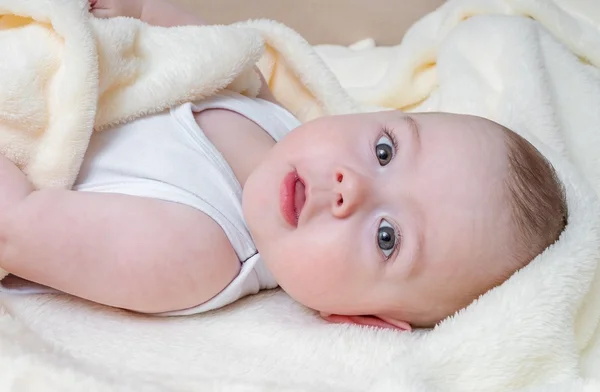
[0,0,568,331]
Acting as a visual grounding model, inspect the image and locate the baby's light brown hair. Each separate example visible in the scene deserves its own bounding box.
[502,128,568,271]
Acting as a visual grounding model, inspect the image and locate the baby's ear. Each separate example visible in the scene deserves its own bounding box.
[319,312,412,332]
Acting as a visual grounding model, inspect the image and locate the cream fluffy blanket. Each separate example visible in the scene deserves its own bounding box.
[1,0,600,391]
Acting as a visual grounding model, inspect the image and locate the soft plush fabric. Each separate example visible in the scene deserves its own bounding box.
[0,0,360,190]
[0,0,250,192]
[1,0,600,391]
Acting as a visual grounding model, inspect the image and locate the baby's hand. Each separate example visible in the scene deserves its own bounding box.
[89,0,144,19]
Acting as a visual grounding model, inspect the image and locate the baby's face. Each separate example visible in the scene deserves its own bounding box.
[243,110,514,327]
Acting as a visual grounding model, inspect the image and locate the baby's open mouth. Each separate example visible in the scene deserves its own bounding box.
[280,171,306,227]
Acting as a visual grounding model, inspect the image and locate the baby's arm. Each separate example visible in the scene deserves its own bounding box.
[0,154,240,313]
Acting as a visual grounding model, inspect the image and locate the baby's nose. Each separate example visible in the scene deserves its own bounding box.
[331,167,367,218]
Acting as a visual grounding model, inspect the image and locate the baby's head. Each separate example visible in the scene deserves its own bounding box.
[243,110,567,330]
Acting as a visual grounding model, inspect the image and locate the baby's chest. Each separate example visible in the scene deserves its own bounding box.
[194,108,276,186]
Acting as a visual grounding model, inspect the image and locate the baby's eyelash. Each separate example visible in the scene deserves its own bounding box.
[382,127,399,152]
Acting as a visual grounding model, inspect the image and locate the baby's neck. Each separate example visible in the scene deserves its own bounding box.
[194,109,276,188]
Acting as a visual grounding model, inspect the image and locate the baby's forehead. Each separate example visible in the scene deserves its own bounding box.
[322,111,509,154]
[412,112,508,145]
[358,110,507,135]
[413,111,502,128]
[414,114,511,200]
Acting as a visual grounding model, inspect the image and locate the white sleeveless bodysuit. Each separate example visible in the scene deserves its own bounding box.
[1,91,301,315]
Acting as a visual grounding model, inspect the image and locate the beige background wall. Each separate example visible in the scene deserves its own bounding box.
[174,0,446,45]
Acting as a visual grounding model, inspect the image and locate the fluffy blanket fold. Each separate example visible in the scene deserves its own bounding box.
[0,0,358,280]
[1,0,600,391]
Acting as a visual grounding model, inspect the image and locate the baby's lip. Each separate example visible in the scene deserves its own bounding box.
[294,176,306,224]
[280,170,306,227]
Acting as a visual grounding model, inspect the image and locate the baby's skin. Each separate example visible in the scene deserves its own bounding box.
[245,111,514,329]
[0,0,517,331]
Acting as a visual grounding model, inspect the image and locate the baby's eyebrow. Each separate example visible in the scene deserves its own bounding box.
[403,115,422,152]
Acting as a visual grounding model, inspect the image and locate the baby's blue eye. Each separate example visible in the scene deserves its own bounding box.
[378,219,396,258]
[375,135,394,166]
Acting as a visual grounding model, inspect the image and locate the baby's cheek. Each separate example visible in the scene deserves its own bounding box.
[269,240,342,307]
[280,129,339,162]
